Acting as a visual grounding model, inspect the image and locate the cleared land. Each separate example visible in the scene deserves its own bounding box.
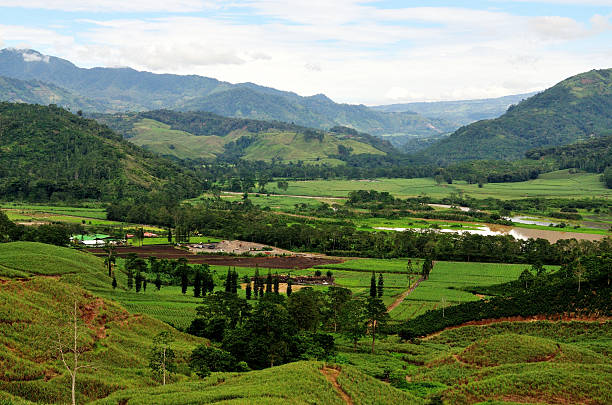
[265,170,612,200]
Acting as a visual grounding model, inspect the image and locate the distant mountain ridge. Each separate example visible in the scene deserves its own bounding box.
[374,92,537,127]
[423,69,612,161]
[0,48,455,141]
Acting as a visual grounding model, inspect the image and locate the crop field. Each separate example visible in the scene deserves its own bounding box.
[266,170,612,200]
[390,261,557,320]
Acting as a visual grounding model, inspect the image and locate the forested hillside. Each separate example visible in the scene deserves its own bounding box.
[425,69,612,161]
[92,110,393,163]
[0,48,454,141]
[0,103,203,201]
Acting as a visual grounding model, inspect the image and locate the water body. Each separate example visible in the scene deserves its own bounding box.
[428,204,471,212]
[507,216,556,226]
[374,225,605,243]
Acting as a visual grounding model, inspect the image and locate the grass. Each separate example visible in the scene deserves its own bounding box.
[265,170,612,200]
[339,320,612,403]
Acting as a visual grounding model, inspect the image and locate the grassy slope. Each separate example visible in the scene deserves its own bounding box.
[92,361,424,405]
[126,117,385,163]
[0,267,202,404]
[342,321,612,404]
[267,170,612,199]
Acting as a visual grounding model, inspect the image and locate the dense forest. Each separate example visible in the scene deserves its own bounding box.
[426,69,612,161]
[526,135,612,174]
[0,103,203,201]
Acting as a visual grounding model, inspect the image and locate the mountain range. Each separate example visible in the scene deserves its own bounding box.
[0,48,454,143]
[425,68,612,161]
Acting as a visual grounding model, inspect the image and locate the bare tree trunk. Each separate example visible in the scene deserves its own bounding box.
[371,322,376,354]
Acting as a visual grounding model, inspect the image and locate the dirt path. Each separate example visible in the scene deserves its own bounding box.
[321,366,354,405]
[387,277,424,312]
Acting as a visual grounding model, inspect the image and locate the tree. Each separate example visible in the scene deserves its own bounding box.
[365,297,389,354]
[288,287,322,332]
[266,270,273,293]
[406,259,414,287]
[422,258,433,280]
[189,345,242,378]
[155,273,162,290]
[143,278,147,292]
[135,271,142,293]
[277,181,289,192]
[377,273,384,298]
[518,269,535,289]
[326,270,333,279]
[338,299,367,349]
[112,276,117,289]
[246,282,252,300]
[149,331,176,385]
[273,273,280,294]
[103,243,116,277]
[127,269,133,290]
[193,268,202,298]
[369,272,377,298]
[55,301,94,405]
[326,287,352,332]
[225,268,232,293]
[287,279,293,296]
[167,227,172,243]
[177,258,190,295]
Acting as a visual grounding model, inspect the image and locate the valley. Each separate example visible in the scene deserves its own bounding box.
[0,25,611,405]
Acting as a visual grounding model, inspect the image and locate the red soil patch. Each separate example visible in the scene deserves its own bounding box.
[321,366,354,405]
[86,245,342,269]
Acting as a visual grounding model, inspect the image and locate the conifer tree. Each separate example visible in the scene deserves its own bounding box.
[273,272,280,294]
[143,278,147,292]
[246,283,252,300]
[259,283,264,298]
[155,273,162,291]
[287,279,293,296]
[370,272,377,298]
[252,280,258,299]
[193,268,202,298]
[225,268,232,292]
[377,273,384,298]
[112,276,117,289]
[266,270,273,293]
[127,269,134,290]
[231,269,238,294]
[135,271,142,293]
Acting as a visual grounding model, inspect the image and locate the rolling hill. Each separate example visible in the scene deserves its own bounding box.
[93,110,392,163]
[0,103,203,201]
[0,48,454,142]
[424,68,612,161]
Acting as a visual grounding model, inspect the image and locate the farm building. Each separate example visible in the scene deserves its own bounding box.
[71,234,120,247]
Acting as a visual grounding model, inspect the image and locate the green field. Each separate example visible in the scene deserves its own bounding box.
[266,170,612,200]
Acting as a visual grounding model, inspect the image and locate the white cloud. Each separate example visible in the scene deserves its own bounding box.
[21,50,50,62]
[0,0,211,13]
[1,2,611,104]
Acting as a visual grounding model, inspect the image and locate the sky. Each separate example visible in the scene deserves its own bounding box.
[0,1,611,105]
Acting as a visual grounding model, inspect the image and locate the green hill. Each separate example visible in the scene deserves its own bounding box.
[0,103,203,201]
[425,69,612,161]
[93,110,391,163]
[0,76,107,111]
[525,135,612,174]
[0,48,454,142]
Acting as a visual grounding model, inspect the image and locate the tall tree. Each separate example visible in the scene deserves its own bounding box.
[365,297,389,354]
[266,270,273,293]
[127,269,134,290]
[149,331,176,385]
[112,276,117,289]
[135,271,142,292]
[246,282,252,300]
[225,268,232,293]
[326,287,352,332]
[55,301,93,405]
[286,279,293,296]
[155,273,162,291]
[193,268,202,298]
[273,273,280,294]
[369,272,377,298]
[377,273,384,298]
[339,299,367,349]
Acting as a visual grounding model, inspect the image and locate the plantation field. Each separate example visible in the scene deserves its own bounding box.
[266,170,612,200]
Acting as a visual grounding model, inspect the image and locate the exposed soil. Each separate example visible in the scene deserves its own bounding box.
[240,282,307,294]
[80,298,107,339]
[321,366,354,405]
[387,277,424,312]
[86,244,343,269]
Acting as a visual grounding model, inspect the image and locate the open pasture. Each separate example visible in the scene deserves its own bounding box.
[266,170,612,200]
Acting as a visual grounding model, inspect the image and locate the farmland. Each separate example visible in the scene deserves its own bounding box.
[265,170,612,200]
